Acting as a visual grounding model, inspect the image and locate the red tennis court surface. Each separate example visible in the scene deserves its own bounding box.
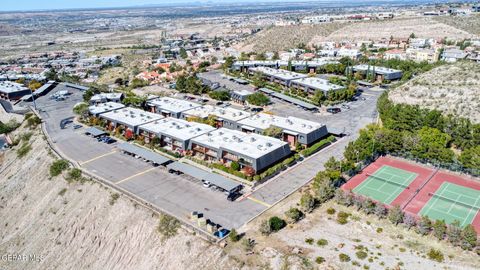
[342,156,480,232]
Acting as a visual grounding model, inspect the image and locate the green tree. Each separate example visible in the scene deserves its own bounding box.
[208,90,231,101]
[447,220,462,246]
[300,193,316,213]
[416,216,432,235]
[179,47,188,59]
[432,219,446,240]
[284,208,303,224]
[388,205,404,225]
[246,92,270,106]
[269,216,286,232]
[461,224,477,250]
[231,161,240,171]
[459,146,480,171]
[311,90,325,105]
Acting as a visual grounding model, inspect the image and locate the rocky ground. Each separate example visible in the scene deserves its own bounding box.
[1,110,478,270]
[389,61,480,123]
[0,122,239,270]
[229,191,480,270]
[434,14,480,37]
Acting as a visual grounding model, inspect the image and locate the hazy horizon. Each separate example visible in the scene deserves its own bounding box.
[0,0,459,12]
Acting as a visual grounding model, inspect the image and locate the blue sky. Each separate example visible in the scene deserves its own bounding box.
[2,0,310,12]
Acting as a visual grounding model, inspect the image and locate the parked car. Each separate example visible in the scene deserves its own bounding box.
[105,138,116,144]
[341,104,350,109]
[202,181,211,188]
[227,192,241,201]
[73,125,82,130]
[327,108,341,114]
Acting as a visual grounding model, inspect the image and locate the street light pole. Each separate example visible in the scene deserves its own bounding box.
[29,88,37,111]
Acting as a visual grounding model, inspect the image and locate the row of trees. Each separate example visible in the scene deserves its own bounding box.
[335,190,478,251]
[341,93,480,173]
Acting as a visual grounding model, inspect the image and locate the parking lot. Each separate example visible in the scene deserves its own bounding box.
[197,70,255,93]
[26,82,383,232]
[30,85,267,230]
[268,88,382,137]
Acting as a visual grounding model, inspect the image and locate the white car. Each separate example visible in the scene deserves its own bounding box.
[202,181,211,188]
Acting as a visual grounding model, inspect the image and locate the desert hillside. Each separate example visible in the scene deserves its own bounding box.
[0,124,239,270]
[238,16,478,53]
[389,62,480,123]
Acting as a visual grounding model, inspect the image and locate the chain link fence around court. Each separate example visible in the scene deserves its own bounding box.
[344,151,479,180]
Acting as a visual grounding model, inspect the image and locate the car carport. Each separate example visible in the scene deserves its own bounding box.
[167,162,242,193]
[118,143,172,166]
[85,127,107,138]
[259,88,318,111]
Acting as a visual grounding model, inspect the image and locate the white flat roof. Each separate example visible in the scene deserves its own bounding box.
[148,97,201,114]
[0,81,29,93]
[238,113,324,134]
[139,118,215,141]
[101,107,163,127]
[89,102,125,115]
[352,64,402,74]
[192,128,288,159]
[91,92,123,101]
[183,105,251,122]
[291,77,344,92]
[249,66,308,81]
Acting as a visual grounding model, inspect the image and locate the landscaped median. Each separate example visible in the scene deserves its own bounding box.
[301,135,336,157]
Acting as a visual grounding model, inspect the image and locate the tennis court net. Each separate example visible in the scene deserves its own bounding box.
[428,192,480,211]
[366,173,411,189]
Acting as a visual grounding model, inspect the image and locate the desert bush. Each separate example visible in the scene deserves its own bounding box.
[269,216,286,232]
[229,228,240,242]
[337,211,349,225]
[50,159,70,177]
[339,253,351,262]
[109,193,120,205]
[326,208,336,215]
[356,251,368,260]
[427,248,444,262]
[315,257,325,264]
[285,207,303,224]
[317,239,328,247]
[17,143,32,158]
[388,205,404,225]
[305,238,314,245]
[157,214,180,240]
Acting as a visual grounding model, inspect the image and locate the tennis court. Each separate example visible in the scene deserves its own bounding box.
[353,165,418,204]
[419,182,480,227]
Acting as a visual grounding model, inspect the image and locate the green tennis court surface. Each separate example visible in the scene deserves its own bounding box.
[353,165,417,204]
[419,182,480,227]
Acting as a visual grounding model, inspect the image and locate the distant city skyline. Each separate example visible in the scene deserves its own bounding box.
[2,0,329,12]
[0,0,448,12]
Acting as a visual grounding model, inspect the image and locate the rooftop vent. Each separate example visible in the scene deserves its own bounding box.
[266,142,273,147]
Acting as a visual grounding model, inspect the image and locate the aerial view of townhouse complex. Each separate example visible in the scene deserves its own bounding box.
[0,0,479,269]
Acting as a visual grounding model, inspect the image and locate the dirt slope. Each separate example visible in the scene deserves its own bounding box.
[389,62,480,123]
[0,126,239,270]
